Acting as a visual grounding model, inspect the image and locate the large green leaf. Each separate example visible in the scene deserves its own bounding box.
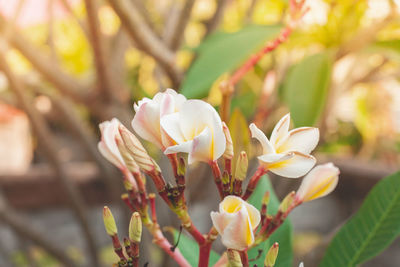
[180,25,282,99]
[248,175,293,267]
[320,171,400,267]
[169,228,220,266]
[282,52,333,127]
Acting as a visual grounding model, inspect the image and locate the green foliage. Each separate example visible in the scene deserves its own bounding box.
[320,171,400,267]
[180,25,281,99]
[248,175,293,267]
[282,52,333,127]
[169,228,220,266]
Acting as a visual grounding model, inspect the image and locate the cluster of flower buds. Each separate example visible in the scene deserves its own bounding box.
[103,207,142,267]
[98,88,339,267]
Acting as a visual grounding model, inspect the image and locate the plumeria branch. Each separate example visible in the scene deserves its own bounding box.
[219,0,308,122]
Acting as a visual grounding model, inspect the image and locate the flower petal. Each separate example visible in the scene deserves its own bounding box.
[98,141,122,168]
[132,102,163,148]
[160,113,186,144]
[164,140,193,155]
[277,127,319,154]
[220,207,254,251]
[297,163,339,202]
[188,127,213,164]
[257,153,292,164]
[210,211,232,236]
[270,113,290,147]
[249,123,274,154]
[102,119,124,163]
[267,151,316,178]
[243,201,261,230]
[178,100,221,140]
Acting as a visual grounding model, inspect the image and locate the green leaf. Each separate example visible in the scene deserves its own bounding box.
[180,25,282,99]
[282,52,333,127]
[169,228,220,266]
[320,171,400,267]
[248,175,293,267]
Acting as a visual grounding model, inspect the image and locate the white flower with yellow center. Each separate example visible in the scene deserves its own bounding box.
[161,99,226,164]
[296,163,339,202]
[210,196,261,251]
[132,89,187,150]
[249,113,319,178]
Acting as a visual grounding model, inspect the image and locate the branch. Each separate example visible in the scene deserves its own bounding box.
[83,0,116,101]
[164,0,196,50]
[108,0,182,87]
[59,0,89,37]
[0,52,100,266]
[204,0,229,36]
[31,84,123,204]
[0,14,88,105]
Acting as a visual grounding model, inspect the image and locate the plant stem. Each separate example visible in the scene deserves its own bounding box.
[239,250,249,267]
[210,161,224,199]
[242,166,267,200]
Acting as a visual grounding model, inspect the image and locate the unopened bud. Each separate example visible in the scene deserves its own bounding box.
[119,124,160,173]
[123,179,134,191]
[129,212,142,243]
[222,171,230,185]
[235,151,248,181]
[177,157,186,176]
[103,206,118,236]
[296,163,339,202]
[115,134,140,173]
[227,249,243,267]
[278,191,295,214]
[264,242,279,267]
[222,122,234,160]
[262,191,270,206]
[123,237,131,248]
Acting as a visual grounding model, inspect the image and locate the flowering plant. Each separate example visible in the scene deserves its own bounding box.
[99,88,339,267]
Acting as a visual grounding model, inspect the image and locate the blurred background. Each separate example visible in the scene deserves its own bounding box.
[0,0,399,266]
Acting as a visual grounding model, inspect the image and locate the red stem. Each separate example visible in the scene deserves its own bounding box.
[198,243,212,267]
[228,26,293,87]
[224,158,232,176]
[242,167,267,200]
[149,194,157,224]
[111,235,126,261]
[209,161,224,199]
[239,250,249,267]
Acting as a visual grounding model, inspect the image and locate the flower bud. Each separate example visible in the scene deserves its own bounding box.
[119,124,160,173]
[129,212,142,243]
[115,133,140,174]
[262,191,270,206]
[227,250,243,267]
[264,242,279,267]
[296,163,339,202]
[103,206,117,236]
[222,122,234,160]
[235,151,248,181]
[278,191,295,214]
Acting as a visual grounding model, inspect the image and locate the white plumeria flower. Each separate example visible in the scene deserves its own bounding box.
[98,118,126,170]
[132,88,187,149]
[210,196,261,251]
[299,263,304,267]
[249,113,319,178]
[161,99,226,164]
[296,163,339,202]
